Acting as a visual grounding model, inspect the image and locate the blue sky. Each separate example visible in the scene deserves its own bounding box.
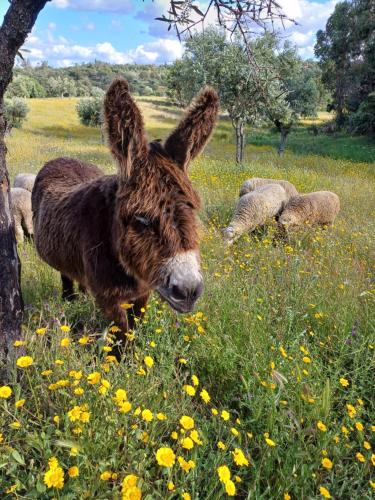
[0,0,338,66]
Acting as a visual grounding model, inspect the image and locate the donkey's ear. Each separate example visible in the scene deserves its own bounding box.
[164,86,219,170]
[104,77,148,180]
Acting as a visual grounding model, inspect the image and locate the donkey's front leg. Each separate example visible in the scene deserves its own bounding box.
[127,293,151,331]
[96,294,129,356]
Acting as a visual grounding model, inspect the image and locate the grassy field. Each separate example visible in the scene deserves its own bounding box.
[1,97,374,499]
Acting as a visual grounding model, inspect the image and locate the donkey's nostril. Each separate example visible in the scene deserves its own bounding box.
[171,284,188,301]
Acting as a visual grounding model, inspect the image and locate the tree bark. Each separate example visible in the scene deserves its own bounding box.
[278,127,290,156]
[0,0,50,364]
[234,119,245,164]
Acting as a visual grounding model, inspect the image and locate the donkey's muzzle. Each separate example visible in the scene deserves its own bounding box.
[157,280,203,313]
[156,250,203,313]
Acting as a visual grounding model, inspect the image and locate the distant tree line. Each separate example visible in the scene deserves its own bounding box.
[315,0,375,135]
[6,60,169,98]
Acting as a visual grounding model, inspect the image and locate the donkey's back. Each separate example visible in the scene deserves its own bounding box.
[32,157,108,282]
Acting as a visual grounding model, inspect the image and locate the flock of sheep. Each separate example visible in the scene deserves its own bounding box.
[222,177,340,244]
[10,173,340,246]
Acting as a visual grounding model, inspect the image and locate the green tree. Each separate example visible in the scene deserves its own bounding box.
[6,74,46,98]
[266,48,321,155]
[315,0,375,131]
[168,29,265,163]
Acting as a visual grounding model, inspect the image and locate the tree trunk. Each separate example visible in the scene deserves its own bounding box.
[234,119,245,164]
[0,0,50,365]
[0,98,23,361]
[278,127,290,156]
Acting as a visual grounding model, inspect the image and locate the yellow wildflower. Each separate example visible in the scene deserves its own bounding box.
[217,465,231,483]
[319,486,331,499]
[0,386,12,398]
[221,410,230,421]
[44,465,64,489]
[317,421,327,432]
[322,458,333,469]
[87,372,101,384]
[356,452,365,463]
[183,385,196,396]
[156,447,176,467]
[60,325,71,332]
[15,399,25,408]
[346,404,356,418]
[68,466,79,477]
[265,437,276,447]
[144,356,154,368]
[200,389,211,403]
[225,480,236,497]
[60,337,70,347]
[232,448,249,467]
[16,356,33,368]
[14,340,25,346]
[181,437,194,450]
[141,409,153,422]
[340,378,349,387]
[180,415,194,430]
[178,456,196,472]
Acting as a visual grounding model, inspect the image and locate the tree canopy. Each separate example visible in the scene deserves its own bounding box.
[167,29,321,161]
[315,0,375,134]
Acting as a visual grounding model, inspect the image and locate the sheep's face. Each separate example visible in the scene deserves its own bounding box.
[222,226,237,245]
[279,212,298,228]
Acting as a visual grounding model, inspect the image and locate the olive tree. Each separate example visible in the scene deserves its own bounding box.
[0,0,50,366]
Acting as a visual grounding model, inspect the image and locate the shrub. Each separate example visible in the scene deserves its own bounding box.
[351,92,375,136]
[76,97,103,128]
[4,97,29,131]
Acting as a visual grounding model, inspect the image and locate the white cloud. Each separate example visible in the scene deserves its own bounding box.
[23,32,183,67]
[52,0,132,13]
[277,0,339,58]
[136,0,337,58]
[85,22,96,31]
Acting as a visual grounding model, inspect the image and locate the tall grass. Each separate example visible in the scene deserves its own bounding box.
[1,98,374,499]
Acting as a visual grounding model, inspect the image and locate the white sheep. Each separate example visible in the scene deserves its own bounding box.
[11,187,33,243]
[239,177,298,199]
[223,184,288,245]
[14,173,36,193]
[278,191,340,231]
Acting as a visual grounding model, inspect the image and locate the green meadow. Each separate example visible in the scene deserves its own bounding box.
[1,97,374,499]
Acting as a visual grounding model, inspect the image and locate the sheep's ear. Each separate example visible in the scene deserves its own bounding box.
[164,86,219,171]
[104,77,148,180]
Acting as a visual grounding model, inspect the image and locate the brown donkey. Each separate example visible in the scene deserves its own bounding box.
[32,77,219,346]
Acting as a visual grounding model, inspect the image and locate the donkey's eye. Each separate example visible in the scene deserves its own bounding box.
[133,215,152,229]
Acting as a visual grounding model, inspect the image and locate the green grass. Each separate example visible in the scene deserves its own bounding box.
[248,125,375,164]
[1,98,374,499]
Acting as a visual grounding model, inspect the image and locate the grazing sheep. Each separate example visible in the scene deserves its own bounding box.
[278,191,340,230]
[239,177,298,199]
[14,173,36,192]
[11,187,33,243]
[223,184,288,245]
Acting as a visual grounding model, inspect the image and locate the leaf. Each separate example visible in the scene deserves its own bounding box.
[11,449,25,465]
[36,480,46,494]
[321,378,331,419]
[191,4,204,16]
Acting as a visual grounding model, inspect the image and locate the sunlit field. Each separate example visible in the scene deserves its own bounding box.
[1,97,374,499]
